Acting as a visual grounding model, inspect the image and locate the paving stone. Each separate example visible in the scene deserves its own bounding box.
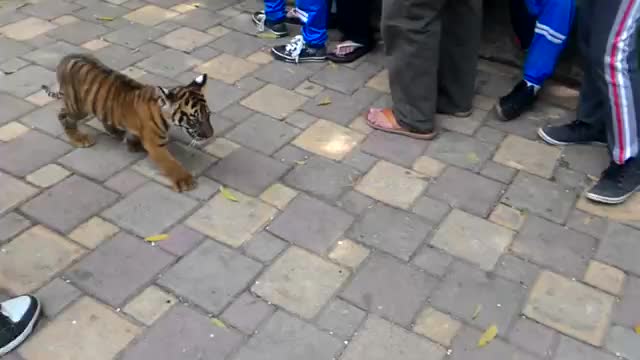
[66,232,174,306]
[158,241,262,313]
[284,111,317,129]
[73,1,129,22]
[342,148,378,172]
[121,304,243,360]
[480,160,518,183]
[24,89,55,106]
[172,9,227,30]
[254,61,315,90]
[310,64,372,95]
[0,212,31,244]
[366,69,389,93]
[124,5,178,25]
[185,176,219,200]
[336,190,375,215]
[427,131,495,171]
[577,193,640,229]
[206,147,290,196]
[349,115,374,135]
[19,297,141,360]
[243,231,288,262]
[555,335,619,360]
[432,209,514,271]
[197,53,258,84]
[567,209,608,239]
[19,102,66,136]
[413,307,462,347]
[47,20,109,45]
[292,119,364,161]
[342,315,446,360]
[206,24,231,38]
[203,78,252,112]
[235,76,265,91]
[123,285,177,325]
[156,224,205,256]
[0,37,32,64]
[437,110,486,136]
[555,167,590,191]
[597,222,640,277]
[0,172,38,216]
[524,270,615,346]
[449,326,536,360]
[221,292,275,334]
[187,45,221,60]
[132,142,216,186]
[316,298,366,339]
[23,41,85,71]
[502,172,576,224]
[303,88,381,125]
[509,317,557,358]
[92,43,149,70]
[0,17,57,41]
[612,275,640,329]
[68,216,119,249]
[342,253,438,326]
[328,238,370,269]
[411,246,453,277]
[476,126,507,145]
[356,160,427,209]
[268,194,353,254]
[412,155,446,178]
[34,278,82,318]
[241,84,307,120]
[136,48,201,77]
[295,80,324,97]
[431,261,527,331]
[234,311,343,360]
[489,203,527,230]
[428,167,503,217]
[411,196,451,224]
[257,182,299,211]
[513,216,596,278]
[494,135,561,179]
[226,113,299,155]
[284,156,360,201]
[348,203,430,260]
[0,93,34,125]
[361,130,429,167]
[21,175,117,233]
[0,225,85,294]
[25,164,71,188]
[584,260,625,296]
[209,30,265,57]
[0,65,56,97]
[486,101,574,140]
[495,254,541,287]
[203,137,240,158]
[104,169,148,194]
[102,182,197,237]
[562,145,610,178]
[273,144,312,166]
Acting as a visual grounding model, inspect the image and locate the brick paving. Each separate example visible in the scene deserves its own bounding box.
[0,0,639,359]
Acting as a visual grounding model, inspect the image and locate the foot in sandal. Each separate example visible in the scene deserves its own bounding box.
[327,41,372,64]
[366,108,437,140]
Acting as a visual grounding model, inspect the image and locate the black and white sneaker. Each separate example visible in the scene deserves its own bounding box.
[0,295,41,356]
[271,35,327,63]
[495,80,539,121]
[252,11,289,38]
[538,120,607,146]
[586,157,640,204]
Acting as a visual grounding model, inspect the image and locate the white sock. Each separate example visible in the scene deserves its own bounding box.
[525,80,541,94]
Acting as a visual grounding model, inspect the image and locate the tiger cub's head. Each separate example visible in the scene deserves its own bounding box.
[157,74,214,141]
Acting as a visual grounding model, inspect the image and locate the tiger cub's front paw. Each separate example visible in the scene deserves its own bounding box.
[170,171,197,192]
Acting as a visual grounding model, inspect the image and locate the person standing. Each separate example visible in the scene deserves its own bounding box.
[366,0,483,139]
[327,0,375,63]
[538,0,640,204]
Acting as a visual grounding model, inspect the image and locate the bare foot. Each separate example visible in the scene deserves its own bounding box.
[365,108,437,140]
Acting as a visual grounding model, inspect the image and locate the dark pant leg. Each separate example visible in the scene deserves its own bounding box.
[436,0,483,113]
[382,0,446,132]
[336,0,374,47]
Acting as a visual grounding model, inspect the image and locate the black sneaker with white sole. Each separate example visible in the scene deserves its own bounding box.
[0,295,41,356]
[586,157,640,204]
[495,80,538,121]
[252,11,289,38]
[538,120,607,146]
[271,35,326,63]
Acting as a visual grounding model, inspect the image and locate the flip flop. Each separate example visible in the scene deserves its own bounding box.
[366,108,437,140]
[327,41,371,64]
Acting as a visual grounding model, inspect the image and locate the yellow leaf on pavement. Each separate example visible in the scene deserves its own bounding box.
[211,318,227,328]
[635,324,640,335]
[144,234,169,242]
[478,325,498,348]
[95,16,114,21]
[220,186,239,202]
[472,304,482,320]
[318,97,332,106]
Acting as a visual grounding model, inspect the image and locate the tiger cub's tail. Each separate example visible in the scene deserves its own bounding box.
[41,85,64,99]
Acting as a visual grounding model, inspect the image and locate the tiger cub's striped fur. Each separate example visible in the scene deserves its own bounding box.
[44,53,214,192]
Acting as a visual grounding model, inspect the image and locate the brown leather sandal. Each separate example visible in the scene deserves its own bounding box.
[366,108,437,140]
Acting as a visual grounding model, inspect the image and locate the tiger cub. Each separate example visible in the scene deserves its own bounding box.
[43,53,214,192]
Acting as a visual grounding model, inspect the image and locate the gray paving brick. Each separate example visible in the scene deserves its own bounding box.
[605,325,640,360]
[243,231,288,262]
[316,299,366,339]
[209,30,265,57]
[411,246,453,277]
[92,44,149,70]
[102,182,198,237]
[341,253,438,326]
[268,194,354,254]
[103,169,149,194]
[348,203,431,261]
[0,93,34,125]
[428,167,503,217]
[555,335,619,360]
[21,175,117,233]
[0,65,56,97]
[48,20,109,45]
[509,318,557,358]
[66,232,174,306]
[475,125,507,144]
[73,2,129,22]
[34,278,82,318]
[427,131,496,171]
[450,326,539,360]
[342,148,378,173]
[612,275,640,329]
[284,156,360,201]
[156,224,205,257]
[285,111,317,129]
[0,37,33,64]
[596,221,640,276]
[486,101,574,140]
[22,41,83,70]
[311,64,372,95]
[158,240,262,313]
[554,167,590,191]
[226,113,299,155]
[303,88,381,125]
[562,145,610,178]
[361,130,429,168]
[494,254,541,287]
[254,60,315,90]
[336,190,375,215]
[173,9,227,30]
[0,172,38,218]
[566,210,608,240]
[481,160,518,184]
[206,147,290,196]
[0,129,71,176]
[0,212,31,244]
[411,196,451,224]
[272,144,312,165]
[21,1,82,20]
[136,48,201,77]
[221,292,275,334]
[203,78,251,112]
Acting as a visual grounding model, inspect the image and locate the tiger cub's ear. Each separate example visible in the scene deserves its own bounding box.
[189,73,208,90]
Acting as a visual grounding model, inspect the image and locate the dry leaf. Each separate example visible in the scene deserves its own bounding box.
[145,234,169,242]
[472,304,482,320]
[95,16,114,21]
[294,160,306,165]
[191,2,201,7]
[257,32,279,39]
[318,97,332,106]
[477,325,498,348]
[635,324,640,335]
[220,186,239,202]
[466,152,480,163]
[211,318,227,328]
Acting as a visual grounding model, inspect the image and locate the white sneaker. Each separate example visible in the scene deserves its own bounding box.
[0,295,41,356]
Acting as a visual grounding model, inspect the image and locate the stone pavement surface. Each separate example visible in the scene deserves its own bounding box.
[0,0,639,359]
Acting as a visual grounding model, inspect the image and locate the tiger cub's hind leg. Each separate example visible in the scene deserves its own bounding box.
[103,123,126,140]
[125,133,145,153]
[58,108,95,148]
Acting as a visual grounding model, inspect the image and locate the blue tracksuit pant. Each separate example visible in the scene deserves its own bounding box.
[264,0,328,47]
[519,0,575,86]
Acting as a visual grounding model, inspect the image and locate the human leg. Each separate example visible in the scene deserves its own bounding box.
[271,0,328,62]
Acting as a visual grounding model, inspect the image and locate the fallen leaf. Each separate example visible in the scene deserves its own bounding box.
[220,186,239,202]
[472,304,482,320]
[191,2,201,7]
[95,16,114,21]
[329,62,337,69]
[466,152,480,163]
[211,318,227,328]
[257,32,279,39]
[477,325,498,348]
[635,324,640,335]
[145,234,169,242]
[318,96,332,106]
[294,160,306,165]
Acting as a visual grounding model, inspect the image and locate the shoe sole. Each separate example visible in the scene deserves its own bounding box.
[585,183,640,205]
[271,48,326,63]
[0,299,41,356]
[537,128,607,147]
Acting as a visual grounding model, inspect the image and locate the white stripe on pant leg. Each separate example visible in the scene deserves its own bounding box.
[620,0,640,158]
[536,23,567,41]
[534,28,564,44]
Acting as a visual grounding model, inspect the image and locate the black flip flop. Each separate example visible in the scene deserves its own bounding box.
[327,41,371,64]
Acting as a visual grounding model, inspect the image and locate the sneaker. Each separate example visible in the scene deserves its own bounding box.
[586,157,640,204]
[538,120,607,146]
[252,9,338,29]
[0,295,41,356]
[252,11,289,38]
[495,80,538,121]
[271,35,327,63]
